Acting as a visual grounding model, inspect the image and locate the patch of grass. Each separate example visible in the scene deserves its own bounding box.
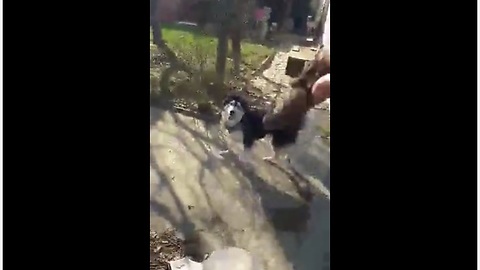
[318,125,330,137]
[151,26,274,72]
[316,124,330,147]
[150,25,274,111]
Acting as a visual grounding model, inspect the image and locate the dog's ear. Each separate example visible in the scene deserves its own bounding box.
[223,93,237,106]
[223,97,231,106]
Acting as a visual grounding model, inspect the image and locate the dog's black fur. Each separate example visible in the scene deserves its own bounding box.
[223,94,301,151]
[222,52,329,162]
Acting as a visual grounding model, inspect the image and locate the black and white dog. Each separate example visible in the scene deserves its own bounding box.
[218,94,305,166]
[218,52,330,166]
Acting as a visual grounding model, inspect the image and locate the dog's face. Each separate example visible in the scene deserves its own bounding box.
[222,97,245,128]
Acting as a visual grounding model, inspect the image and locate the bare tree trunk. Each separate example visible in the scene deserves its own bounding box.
[216,25,229,83]
[152,20,179,65]
[281,0,293,31]
[230,0,249,76]
[150,0,163,47]
[230,27,242,76]
[152,22,164,47]
[150,0,191,74]
[314,0,330,43]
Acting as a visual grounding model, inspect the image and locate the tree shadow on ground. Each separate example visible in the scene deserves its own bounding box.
[289,110,331,191]
[150,145,224,261]
[290,142,330,190]
[150,109,330,269]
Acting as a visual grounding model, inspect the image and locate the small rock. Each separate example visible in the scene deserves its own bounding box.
[175,231,186,241]
[188,205,194,210]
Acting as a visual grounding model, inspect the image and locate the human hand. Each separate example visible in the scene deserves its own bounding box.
[312,73,330,105]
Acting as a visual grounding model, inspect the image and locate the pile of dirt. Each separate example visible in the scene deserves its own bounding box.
[150,228,186,270]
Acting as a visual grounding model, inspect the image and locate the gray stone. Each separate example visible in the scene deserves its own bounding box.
[202,247,263,270]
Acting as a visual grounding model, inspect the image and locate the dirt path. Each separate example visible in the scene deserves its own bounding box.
[150,43,330,270]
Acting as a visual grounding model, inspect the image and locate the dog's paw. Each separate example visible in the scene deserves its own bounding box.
[264,156,292,169]
[218,150,229,155]
[211,149,229,160]
[262,156,275,164]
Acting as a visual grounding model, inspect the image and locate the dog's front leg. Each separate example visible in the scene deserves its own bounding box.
[238,147,253,164]
[263,145,292,169]
[262,145,279,162]
[239,137,255,165]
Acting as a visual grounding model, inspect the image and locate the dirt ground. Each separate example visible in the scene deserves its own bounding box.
[150,41,330,270]
[150,228,185,270]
